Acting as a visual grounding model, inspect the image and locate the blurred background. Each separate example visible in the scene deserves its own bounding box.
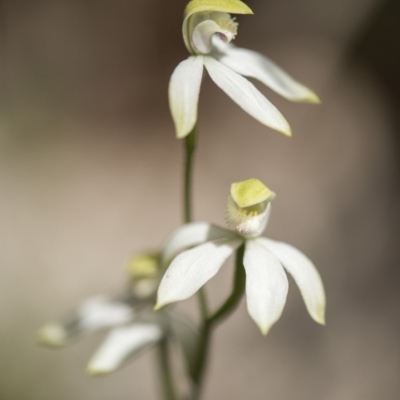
[1,0,399,399]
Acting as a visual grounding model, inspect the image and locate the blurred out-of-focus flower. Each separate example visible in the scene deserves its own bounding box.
[170,0,320,139]
[37,252,198,377]
[155,178,326,335]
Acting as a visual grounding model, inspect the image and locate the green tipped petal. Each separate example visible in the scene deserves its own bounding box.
[37,296,134,348]
[231,178,274,208]
[203,57,292,136]
[257,238,326,326]
[169,56,204,138]
[156,238,243,308]
[243,240,288,336]
[87,325,163,376]
[215,44,321,104]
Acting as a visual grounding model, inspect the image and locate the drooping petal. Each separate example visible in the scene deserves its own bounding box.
[203,56,291,136]
[169,56,204,139]
[161,222,237,267]
[258,238,326,325]
[37,296,134,347]
[156,238,243,309]
[243,239,288,335]
[78,296,134,331]
[87,324,163,376]
[215,45,320,103]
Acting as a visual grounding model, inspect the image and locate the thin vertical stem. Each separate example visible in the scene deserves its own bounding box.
[184,123,198,224]
[182,122,246,400]
[207,244,246,325]
[157,338,178,400]
[190,322,211,400]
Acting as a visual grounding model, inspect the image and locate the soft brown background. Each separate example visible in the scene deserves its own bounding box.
[1,0,399,399]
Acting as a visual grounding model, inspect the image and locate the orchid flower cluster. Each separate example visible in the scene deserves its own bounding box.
[38,1,326,399]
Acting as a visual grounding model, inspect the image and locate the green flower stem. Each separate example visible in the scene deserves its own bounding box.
[157,337,178,400]
[190,244,246,400]
[207,243,246,325]
[183,123,246,400]
[184,123,198,224]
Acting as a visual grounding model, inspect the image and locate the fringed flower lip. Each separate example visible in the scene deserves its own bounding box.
[155,179,326,336]
[169,0,320,139]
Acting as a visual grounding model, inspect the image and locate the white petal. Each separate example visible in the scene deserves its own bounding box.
[243,239,288,335]
[87,324,163,376]
[79,296,134,332]
[258,238,326,325]
[161,222,237,267]
[215,44,320,103]
[203,56,291,136]
[37,296,134,347]
[169,56,204,139]
[156,238,243,309]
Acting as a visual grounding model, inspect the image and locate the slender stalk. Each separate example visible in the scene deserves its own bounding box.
[183,123,246,400]
[190,322,211,400]
[208,244,246,325]
[190,245,246,400]
[157,338,178,400]
[183,124,208,324]
[184,124,198,224]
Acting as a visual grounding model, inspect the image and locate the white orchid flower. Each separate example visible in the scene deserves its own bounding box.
[170,0,320,139]
[37,253,199,378]
[156,178,326,335]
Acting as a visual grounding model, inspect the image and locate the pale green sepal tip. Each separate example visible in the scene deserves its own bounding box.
[314,304,326,326]
[185,0,253,17]
[260,326,271,337]
[301,90,321,104]
[276,119,291,137]
[36,324,67,347]
[254,320,273,336]
[231,178,274,208]
[86,367,112,377]
[153,303,165,311]
[282,124,292,137]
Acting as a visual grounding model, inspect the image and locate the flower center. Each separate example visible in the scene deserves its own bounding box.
[190,12,238,55]
[226,179,275,238]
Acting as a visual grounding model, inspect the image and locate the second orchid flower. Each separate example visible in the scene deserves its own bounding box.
[169,0,320,139]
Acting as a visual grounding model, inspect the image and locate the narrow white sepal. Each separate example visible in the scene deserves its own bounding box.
[216,45,320,103]
[203,56,291,136]
[87,324,163,376]
[156,238,243,309]
[169,56,204,138]
[37,296,134,347]
[161,222,237,267]
[78,296,134,332]
[243,239,288,335]
[258,238,326,325]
